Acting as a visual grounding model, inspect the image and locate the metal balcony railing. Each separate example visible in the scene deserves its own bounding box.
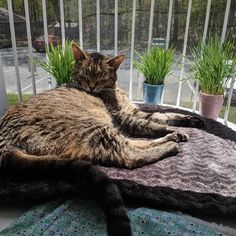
[0,0,235,129]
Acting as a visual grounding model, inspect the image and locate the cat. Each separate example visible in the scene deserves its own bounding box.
[0,42,204,236]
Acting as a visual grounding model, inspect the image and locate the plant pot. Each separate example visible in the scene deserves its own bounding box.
[143,82,164,105]
[199,91,223,120]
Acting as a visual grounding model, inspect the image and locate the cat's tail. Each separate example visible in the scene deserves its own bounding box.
[0,149,131,236]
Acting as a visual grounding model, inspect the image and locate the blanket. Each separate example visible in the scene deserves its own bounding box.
[0,199,223,236]
[100,105,236,218]
[0,105,235,219]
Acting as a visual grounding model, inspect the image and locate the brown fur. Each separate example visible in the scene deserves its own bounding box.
[0,43,204,169]
[0,43,204,235]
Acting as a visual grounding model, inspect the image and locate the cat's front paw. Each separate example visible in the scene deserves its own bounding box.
[171,131,189,142]
[185,116,205,129]
[166,128,189,142]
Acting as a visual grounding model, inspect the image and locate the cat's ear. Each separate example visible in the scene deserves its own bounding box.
[72,42,87,61]
[106,54,125,71]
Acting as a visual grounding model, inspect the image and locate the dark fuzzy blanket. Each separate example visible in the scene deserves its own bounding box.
[0,105,236,218]
[109,104,236,218]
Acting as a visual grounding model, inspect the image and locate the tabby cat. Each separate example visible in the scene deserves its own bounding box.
[0,43,204,236]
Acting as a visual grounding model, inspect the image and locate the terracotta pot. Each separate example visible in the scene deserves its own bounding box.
[199,91,223,120]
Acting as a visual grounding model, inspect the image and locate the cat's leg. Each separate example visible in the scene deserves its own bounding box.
[126,107,205,128]
[118,114,189,139]
[147,111,205,128]
[125,136,180,169]
[130,131,188,147]
[0,147,131,236]
[81,126,181,169]
[106,87,204,130]
[114,104,207,138]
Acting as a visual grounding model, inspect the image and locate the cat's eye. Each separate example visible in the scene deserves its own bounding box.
[98,78,107,82]
[77,75,89,82]
[83,76,89,82]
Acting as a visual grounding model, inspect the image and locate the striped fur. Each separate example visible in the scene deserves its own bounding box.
[0,44,204,235]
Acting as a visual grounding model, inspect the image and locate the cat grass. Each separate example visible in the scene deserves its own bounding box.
[37,40,76,86]
[190,35,236,95]
[134,47,175,85]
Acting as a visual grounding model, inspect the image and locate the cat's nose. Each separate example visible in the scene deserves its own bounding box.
[89,83,96,91]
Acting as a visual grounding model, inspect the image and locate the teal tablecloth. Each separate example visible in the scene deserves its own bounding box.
[0,199,224,236]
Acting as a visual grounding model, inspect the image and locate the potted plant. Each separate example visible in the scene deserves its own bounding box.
[190,36,235,120]
[134,46,174,104]
[37,40,75,86]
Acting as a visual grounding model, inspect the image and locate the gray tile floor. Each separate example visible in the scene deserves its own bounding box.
[0,206,29,231]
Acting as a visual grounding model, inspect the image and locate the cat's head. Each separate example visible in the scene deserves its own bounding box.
[72,42,125,93]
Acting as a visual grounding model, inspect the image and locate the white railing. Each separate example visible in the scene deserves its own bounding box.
[0,0,235,127]
[24,0,36,95]
[78,0,83,49]
[6,0,22,102]
[0,52,7,116]
[129,0,136,100]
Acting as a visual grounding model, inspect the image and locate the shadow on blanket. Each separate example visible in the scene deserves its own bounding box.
[0,105,236,220]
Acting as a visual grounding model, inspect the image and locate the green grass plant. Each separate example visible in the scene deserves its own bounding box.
[190,36,236,95]
[134,47,174,85]
[37,40,75,86]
